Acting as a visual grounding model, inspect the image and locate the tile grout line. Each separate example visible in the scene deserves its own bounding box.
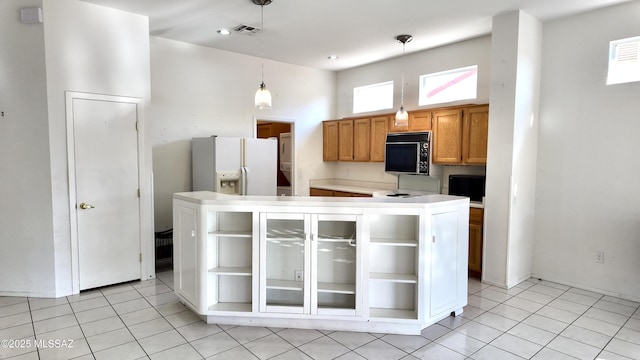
[593,303,640,360]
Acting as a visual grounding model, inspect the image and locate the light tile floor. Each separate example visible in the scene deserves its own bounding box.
[1,272,640,359]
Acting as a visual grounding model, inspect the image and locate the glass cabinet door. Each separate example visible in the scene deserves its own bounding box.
[260,213,310,314]
[259,212,361,317]
[312,214,360,316]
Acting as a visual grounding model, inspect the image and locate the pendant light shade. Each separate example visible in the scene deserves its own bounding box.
[254,0,273,109]
[395,34,412,127]
[395,106,408,125]
[255,82,272,109]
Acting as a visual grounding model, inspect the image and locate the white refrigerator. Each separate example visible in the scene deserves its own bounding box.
[192,136,277,195]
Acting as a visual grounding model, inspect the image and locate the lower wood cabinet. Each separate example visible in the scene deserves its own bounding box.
[468,207,484,278]
[310,187,372,198]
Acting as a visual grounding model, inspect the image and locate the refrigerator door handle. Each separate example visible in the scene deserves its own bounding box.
[240,166,248,195]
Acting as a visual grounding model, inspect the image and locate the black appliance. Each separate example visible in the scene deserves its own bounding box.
[384,132,431,175]
[448,175,486,202]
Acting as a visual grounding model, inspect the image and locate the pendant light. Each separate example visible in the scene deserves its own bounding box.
[253,0,272,109]
[395,34,412,127]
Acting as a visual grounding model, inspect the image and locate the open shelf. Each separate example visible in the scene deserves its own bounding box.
[369,308,417,320]
[209,267,252,276]
[369,272,417,283]
[209,303,252,312]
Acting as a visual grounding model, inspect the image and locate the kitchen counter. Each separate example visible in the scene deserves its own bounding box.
[308,183,485,208]
[172,191,469,335]
[174,190,468,208]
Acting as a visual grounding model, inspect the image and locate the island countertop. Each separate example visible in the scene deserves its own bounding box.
[173,191,469,208]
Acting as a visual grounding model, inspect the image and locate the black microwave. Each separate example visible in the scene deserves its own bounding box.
[384,132,431,175]
[448,175,486,202]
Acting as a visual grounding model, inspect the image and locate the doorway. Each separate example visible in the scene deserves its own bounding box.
[66,92,144,291]
[256,119,295,196]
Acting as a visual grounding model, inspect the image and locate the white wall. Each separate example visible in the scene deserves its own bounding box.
[150,37,336,230]
[334,36,492,185]
[42,0,153,294]
[0,0,56,296]
[533,1,640,300]
[0,0,153,297]
[483,11,542,288]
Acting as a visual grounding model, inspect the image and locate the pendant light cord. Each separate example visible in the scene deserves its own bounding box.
[400,41,406,108]
[260,4,265,85]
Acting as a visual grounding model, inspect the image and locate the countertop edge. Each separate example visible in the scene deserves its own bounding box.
[173,191,470,208]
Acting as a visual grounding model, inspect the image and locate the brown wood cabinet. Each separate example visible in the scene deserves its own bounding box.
[408,110,432,131]
[369,116,388,162]
[387,116,409,133]
[338,120,354,161]
[468,207,484,278]
[462,105,489,165]
[257,122,291,138]
[323,104,488,165]
[432,105,489,165]
[353,118,371,161]
[432,108,464,164]
[309,187,372,198]
[323,121,339,161]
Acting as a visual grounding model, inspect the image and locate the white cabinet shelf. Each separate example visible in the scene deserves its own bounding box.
[209,267,252,276]
[369,308,417,320]
[266,279,304,291]
[208,230,252,238]
[209,303,252,312]
[205,211,255,314]
[369,272,418,283]
[318,282,356,294]
[370,238,417,247]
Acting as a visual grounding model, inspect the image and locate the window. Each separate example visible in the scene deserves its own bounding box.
[419,65,478,106]
[607,36,640,85]
[353,81,393,114]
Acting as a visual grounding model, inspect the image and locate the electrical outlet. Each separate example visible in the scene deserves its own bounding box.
[595,251,604,263]
[294,270,303,281]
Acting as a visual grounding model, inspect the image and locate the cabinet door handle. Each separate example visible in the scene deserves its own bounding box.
[432,235,436,243]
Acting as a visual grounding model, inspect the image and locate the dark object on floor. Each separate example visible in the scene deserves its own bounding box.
[155,229,173,272]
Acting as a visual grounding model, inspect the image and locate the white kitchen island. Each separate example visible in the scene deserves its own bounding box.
[172,191,469,335]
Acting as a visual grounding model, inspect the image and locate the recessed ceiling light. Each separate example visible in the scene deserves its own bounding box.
[327,55,339,60]
[217,28,231,35]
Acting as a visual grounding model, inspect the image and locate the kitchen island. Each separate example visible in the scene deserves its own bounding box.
[172,191,469,335]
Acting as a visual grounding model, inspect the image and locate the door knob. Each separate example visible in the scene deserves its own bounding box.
[79,202,95,209]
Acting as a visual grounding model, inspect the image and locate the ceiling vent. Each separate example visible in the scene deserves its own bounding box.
[233,24,262,34]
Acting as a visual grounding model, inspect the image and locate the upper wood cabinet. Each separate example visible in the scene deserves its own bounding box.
[432,108,464,164]
[462,105,489,165]
[257,122,291,138]
[323,121,339,161]
[432,105,489,165]
[323,104,488,165]
[387,116,409,133]
[408,110,432,131]
[338,120,354,161]
[387,111,432,133]
[370,116,388,162]
[353,118,371,161]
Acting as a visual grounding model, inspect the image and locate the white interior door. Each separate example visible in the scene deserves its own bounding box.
[71,94,141,290]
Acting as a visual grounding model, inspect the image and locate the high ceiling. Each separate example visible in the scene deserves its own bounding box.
[81,0,630,71]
